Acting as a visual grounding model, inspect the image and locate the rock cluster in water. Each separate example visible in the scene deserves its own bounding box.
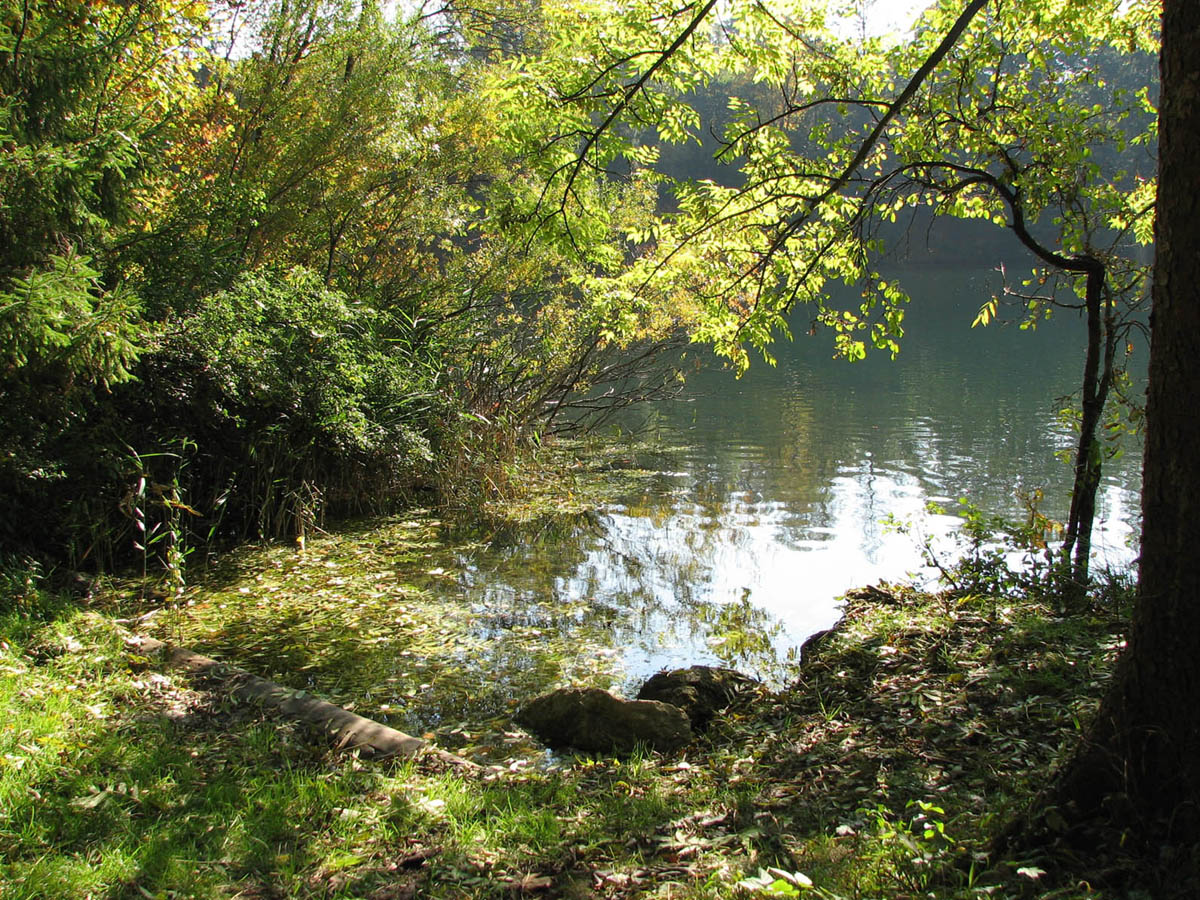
[515,666,756,754]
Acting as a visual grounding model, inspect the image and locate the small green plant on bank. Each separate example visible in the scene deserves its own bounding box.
[734,802,958,900]
[120,442,199,601]
[885,493,1132,613]
[862,801,957,895]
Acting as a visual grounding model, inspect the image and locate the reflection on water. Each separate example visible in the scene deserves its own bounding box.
[170,269,1145,751]
[174,267,1147,753]
[447,267,1144,688]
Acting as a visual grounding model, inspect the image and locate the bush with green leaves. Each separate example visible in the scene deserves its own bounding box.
[125,267,448,544]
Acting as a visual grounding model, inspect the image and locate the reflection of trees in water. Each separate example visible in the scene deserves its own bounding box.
[639,275,1142,540]
[451,501,795,684]
[180,280,1148,741]
[431,286,1145,721]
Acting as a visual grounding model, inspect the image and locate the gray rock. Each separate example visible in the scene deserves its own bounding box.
[515,687,692,754]
[635,665,757,728]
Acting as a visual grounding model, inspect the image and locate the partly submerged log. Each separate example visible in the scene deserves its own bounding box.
[130,635,477,768]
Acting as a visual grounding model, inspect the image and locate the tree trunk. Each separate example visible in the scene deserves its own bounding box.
[1026,1,1200,889]
[1062,266,1106,589]
[989,180,1112,593]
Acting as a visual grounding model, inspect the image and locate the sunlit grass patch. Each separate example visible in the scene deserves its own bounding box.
[1,578,751,898]
[1,591,412,898]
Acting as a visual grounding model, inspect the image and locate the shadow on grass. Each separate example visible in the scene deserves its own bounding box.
[0,613,430,899]
[700,588,1131,896]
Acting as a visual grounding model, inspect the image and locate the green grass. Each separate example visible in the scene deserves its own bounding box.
[0,556,1142,899]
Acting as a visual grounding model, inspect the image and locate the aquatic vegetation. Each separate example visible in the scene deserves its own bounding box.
[104,515,636,762]
[97,435,805,766]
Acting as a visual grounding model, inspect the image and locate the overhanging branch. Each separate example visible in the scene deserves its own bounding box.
[763,0,991,261]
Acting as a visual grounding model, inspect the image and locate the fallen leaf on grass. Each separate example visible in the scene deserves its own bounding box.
[594,870,646,890]
[394,846,441,869]
[71,788,111,810]
[415,797,446,817]
[368,878,419,900]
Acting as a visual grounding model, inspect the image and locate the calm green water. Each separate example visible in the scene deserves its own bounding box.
[172,266,1144,754]
[447,266,1143,686]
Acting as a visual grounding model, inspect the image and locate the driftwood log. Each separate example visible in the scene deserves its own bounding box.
[131,635,477,768]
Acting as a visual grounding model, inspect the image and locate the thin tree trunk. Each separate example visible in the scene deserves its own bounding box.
[1062,267,1105,587]
[970,168,1111,593]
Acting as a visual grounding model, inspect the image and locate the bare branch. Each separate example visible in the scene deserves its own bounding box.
[543,0,721,218]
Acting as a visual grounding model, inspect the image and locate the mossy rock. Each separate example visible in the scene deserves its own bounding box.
[635,665,757,729]
[515,688,692,754]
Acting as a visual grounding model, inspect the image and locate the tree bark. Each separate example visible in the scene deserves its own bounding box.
[1024,1,1200,889]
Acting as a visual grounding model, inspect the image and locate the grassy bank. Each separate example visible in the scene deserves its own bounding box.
[0,547,1136,899]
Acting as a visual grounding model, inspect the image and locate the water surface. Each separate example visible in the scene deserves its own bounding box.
[449,265,1143,685]
[171,266,1144,754]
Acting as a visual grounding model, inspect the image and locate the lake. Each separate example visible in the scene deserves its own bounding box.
[443,265,1144,689]
[168,265,1145,754]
